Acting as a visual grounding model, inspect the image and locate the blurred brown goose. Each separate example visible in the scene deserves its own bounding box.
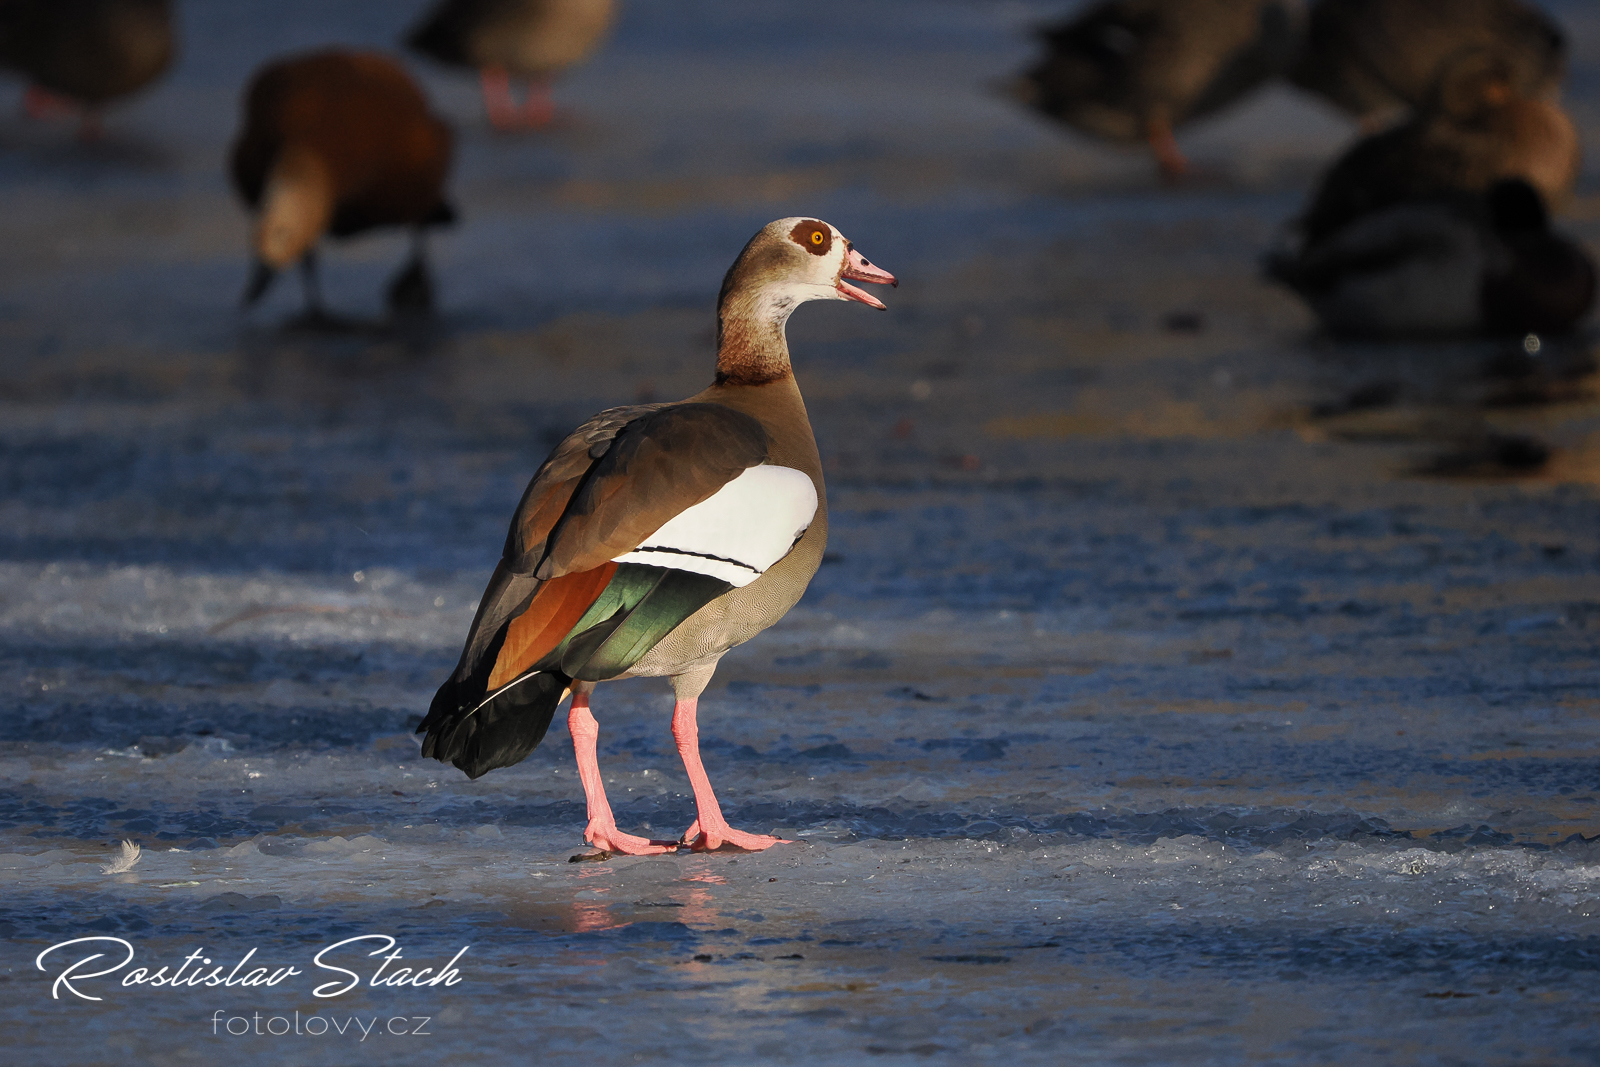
[1267,178,1596,338]
[1290,0,1565,129]
[1296,48,1578,245]
[0,0,175,140]
[418,218,896,854]
[1013,0,1306,180]
[406,0,615,131]
[229,50,456,319]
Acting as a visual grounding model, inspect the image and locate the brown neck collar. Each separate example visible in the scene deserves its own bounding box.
[714,292,795,386]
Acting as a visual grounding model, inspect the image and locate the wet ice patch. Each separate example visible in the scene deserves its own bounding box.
[0,561,471,646]
[299,834,386,856]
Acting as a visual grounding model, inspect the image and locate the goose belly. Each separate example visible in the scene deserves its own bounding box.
[622,469,827,679]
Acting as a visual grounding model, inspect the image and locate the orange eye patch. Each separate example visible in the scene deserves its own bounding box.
[789,220,832,256]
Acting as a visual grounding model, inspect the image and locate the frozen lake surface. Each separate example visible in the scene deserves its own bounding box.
[3,1,1600,1063]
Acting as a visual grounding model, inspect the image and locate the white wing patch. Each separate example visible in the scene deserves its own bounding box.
[611,465,818,587]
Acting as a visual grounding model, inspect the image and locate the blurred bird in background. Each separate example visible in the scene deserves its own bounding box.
[230,50,456,323]
[1012,0,1307,180]
[1267,14,1589,344]
[1294,47,1579,245]
[0,0,175,141]
[405,0,615,131]
[1289,0,1566,132]
[1266,177,1596,338]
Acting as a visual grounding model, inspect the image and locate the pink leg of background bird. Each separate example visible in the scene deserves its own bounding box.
[22,87,103,143]
[22,85,73,119]
[521,76,556,128]
[568,693,673,855]
[1146,115,1188,183]
[672,698,789,852]
[479,67,521,131]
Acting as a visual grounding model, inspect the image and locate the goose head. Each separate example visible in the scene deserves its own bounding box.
[715,217,896,384]
[721,217,896,311]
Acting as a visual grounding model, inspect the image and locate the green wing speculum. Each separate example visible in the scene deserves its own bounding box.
[541,564,731,681]
[419,563,730,779]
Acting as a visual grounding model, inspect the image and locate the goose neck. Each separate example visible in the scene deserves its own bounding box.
[715,289,796,386]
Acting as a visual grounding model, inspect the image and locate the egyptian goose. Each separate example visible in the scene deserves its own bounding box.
[1266,179,1595,338]
[1295,48,1579,245]
[1012,0,1306,180]
[405,0,615,131]
[1289,0,1565,130]
[0,0,175,140]
[229,50,456,318]
[418,218,896,854]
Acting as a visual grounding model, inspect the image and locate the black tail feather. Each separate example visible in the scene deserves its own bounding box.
[418,670,570,779]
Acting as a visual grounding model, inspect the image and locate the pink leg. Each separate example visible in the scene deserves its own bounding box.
[672,698,790,852]
[23,85,76,120]
[479,67,520,131]
[569,695,673,855]
[521,76,556,128]
[1146,114,1187,183]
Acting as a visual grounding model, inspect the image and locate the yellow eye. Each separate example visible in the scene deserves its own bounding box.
[810,230,824,245]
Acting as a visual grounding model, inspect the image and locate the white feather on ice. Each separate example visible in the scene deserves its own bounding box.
[101,840,141,875]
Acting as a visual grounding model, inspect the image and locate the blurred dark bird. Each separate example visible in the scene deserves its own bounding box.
[229,50,456,320]
[1295,48,1578,245]
[0,0,175,140]
[405,0,615,131]
[1477,179,1596,337]
[1012,0,1306,180]
[418,218,896,856]
[1266,178,1596,338]
[1289,0,1565,130]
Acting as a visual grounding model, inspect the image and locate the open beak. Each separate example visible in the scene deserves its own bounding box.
[837,246,897,309]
